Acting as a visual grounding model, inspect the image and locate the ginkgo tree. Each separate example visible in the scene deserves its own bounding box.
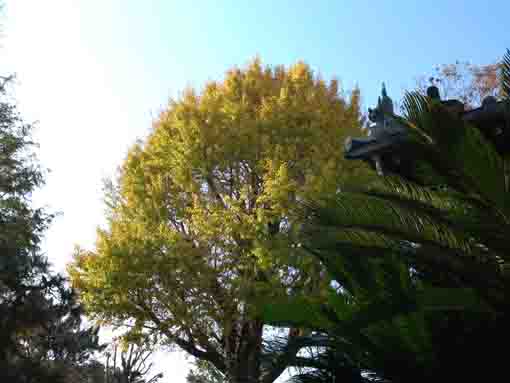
[69,59,371,383]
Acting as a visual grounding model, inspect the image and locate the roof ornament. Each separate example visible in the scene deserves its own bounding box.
[367,83,404,138]
[344,84,407,175]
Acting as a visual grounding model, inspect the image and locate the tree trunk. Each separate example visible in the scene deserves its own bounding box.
[225,318,264,383]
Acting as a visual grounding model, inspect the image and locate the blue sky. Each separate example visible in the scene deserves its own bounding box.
[2,1,510,381]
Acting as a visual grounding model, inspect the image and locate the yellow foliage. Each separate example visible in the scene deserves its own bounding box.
[68,58,371,340]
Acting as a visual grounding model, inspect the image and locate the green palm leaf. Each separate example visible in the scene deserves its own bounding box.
[501,49,510,99]
[345,178,510,258]
[399,93,503,206]
[265,49,510,383]
[262,296,332,330]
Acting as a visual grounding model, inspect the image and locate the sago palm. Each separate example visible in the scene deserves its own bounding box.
[264,50,510,382]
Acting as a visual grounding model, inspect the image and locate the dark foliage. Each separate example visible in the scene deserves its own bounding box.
[0,75,103,382]
[264,50,510,382]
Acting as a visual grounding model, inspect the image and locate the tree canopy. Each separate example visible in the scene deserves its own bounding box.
[416,59,501,108]
[69,58,371,383]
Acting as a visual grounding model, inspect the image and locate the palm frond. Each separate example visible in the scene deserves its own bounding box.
[287,367,367,383]
[397,90,509,215]
[453,121,507,210]
[345,177,510,258]
[273,51,510,383]
[262,296,332,330]
[303,194,477,257]
[401,91,430,128]
[287,371,330,383]
[501,49,510,99]
[402,91,463,145]
[417,287,486,311]
[355,177,479,215]
[299,186,508,309]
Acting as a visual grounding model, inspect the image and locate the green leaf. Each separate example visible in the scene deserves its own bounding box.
[501,49,510,99]
[262,296,331,329]
[418,287,487,312]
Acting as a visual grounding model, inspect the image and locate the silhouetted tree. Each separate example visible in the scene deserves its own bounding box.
[0,74,102,382]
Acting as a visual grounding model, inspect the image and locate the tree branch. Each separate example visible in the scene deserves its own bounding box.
[261,331,309,383]
[206,175,227,209]
[139,301,227,374]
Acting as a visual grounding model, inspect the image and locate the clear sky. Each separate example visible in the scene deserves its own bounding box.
[2,1,510,381]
